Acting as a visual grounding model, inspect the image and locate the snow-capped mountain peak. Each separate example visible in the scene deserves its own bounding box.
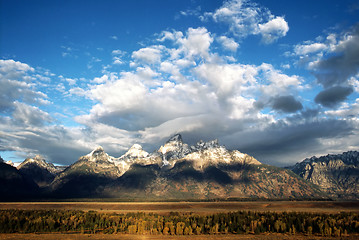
[158,134,191,165]
[86,146,113,163]
[159,134,184,154]
[17,155,59,174]
[192,139,220,151]
[65,134,261,178]
[166,133,183,143]
[122,144,149,158]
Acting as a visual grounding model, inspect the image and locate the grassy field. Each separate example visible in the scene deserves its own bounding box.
[0,201,358,214]
[0,233,359,240]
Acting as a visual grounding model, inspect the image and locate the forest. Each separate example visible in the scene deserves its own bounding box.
[0,209,358,237]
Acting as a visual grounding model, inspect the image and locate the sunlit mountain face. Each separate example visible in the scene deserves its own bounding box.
[1,0,358,169]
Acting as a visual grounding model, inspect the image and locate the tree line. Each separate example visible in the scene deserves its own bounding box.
[0,209,358,237]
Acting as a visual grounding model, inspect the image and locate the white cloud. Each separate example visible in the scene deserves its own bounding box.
[217,36,239,51]
[178,27,213,60]
[157,27,214,62]
[0,59,48,111]
[113,56,124,65]
[111,49,126,65]
[92,73,119,84]
[179,6,201,17]
[258,16,289,44]
[112,49,125,55]
[65,77,77,85]
[160,61,185,82]
[157,30,183,42]
[135,66,162,86]
[294,42,327,56]
[281,64,290,69]
[69,87,87,97]
[208,0,260,37]
[325,98,359,119]
[89,73,147,112]
[227,95,258,119]
[55,83,66,93]
[132,46,163,65]
[349,74,359,92]
[0,59,34,75]
[205,0,288,43]
[12,102,52,126]
[194,63,257,98]
[297,25,359,93]
[258,63,302,96]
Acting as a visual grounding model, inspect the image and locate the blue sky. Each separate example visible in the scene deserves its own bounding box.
[1,0,359,166]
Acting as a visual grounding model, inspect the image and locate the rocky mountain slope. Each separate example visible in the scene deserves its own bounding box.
[291,151,359,199]
[0,157,39,200]
[17,155,61,187]
[48,134,324,199]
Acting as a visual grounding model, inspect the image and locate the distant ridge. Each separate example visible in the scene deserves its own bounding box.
[291,151,359,199]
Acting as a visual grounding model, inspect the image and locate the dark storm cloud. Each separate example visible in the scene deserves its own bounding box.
[314,25,359,88]
[271,95,303,113]
[315,86,353,107]
[222,114,355,166]
[0,125,92,165]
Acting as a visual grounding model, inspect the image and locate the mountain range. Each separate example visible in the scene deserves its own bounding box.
[290,151,359,199]
[1,134,358,200]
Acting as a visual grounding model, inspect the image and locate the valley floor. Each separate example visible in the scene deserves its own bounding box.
[0,233,358,240]
[0,201,358,214]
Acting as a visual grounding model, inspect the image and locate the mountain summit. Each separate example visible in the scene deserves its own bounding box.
[123,144,149,159]
[17,155,60,187]
[166,133,183,143]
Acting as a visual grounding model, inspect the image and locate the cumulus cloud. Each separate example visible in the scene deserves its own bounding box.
[112,57,124,65]
[294,24,359,92]
[325,98,359,118]
[294,42,327,56]
[204,0,289,43]
[69,87,87,97]
[178,27,213,60]
[0,59,34,73]
[313,28,359,88]
[217,36,239,51]
[258,63,302,96]
[258,16,289,44]
[89,74,147,112]
[131,46,163,65]
[157,27,214,62]
[206,0,263,37]
[111,49,126,65]
[0,59,48,112]
[194,62,257,98]
[12,102,53,126]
